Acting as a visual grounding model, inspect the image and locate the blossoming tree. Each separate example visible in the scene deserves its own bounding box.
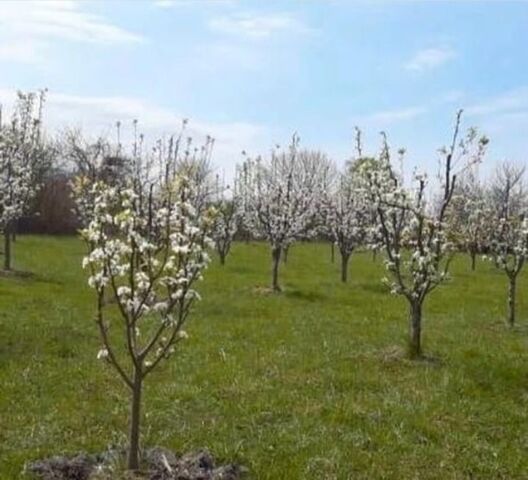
[449,168,488,270]
[0,90,47,270]
[239,137,329,291]
[325,170,370,282]
[486,163,528,326]
[82,150,214,470]
[362,111,488,358]
[211,174,242,265]
[172,132,216,217]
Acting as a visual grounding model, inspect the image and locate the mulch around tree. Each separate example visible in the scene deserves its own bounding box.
[26,448,246,480]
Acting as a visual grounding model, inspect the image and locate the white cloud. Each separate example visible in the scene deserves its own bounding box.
[153,0,178,7]
[353,106,427,126]
[464,87,528,160]
[0,1,144,64]
[405,47,456,72]
[441,90,464,104]
[208,12,315,39]
[0,88,266,180]
[154,0,234,7]
[465,86,528,116]
[0,43,45,64]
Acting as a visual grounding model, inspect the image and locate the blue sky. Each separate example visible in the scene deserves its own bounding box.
[1,0,527,178]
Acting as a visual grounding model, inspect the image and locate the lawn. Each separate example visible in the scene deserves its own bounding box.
[0,236,527,479]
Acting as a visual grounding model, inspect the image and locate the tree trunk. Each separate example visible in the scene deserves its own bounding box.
[340,253,350,283]
[470,251,476,271]
[127,369,143,471]
[330,242,335,263]
[372,250,377,262]
[507,276,516,327]
[219,252,226,265]
[408,301,422,359]
[4,223,12,271]
[271,247,281,292]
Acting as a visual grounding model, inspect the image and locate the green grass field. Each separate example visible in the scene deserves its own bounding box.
[1,236,527,479]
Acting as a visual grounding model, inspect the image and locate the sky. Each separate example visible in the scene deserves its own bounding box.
[0,0,527,180]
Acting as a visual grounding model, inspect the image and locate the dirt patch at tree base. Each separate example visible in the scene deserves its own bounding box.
[0,269,34,279]
[26,448,246,480]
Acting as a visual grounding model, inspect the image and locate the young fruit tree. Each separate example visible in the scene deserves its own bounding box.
[211,174,242,265]
[361,111,488,358]
[0,90,47,270]
[239,137,329,291]
[449,168,488,270]
[324,170,370,282]
[81,148,214,470]
[485,163,528,326]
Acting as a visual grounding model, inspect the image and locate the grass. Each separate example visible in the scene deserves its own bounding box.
[0,235,527,479]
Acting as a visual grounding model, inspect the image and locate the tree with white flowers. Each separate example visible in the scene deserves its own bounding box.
[0,90,47,270]
[449,168,488,270]
[212,174,242,265]
[81,148,215,470]
[485,163,528,327]
[325,170,370,282]
[240,137,330,291]
[362,111,488,358]
[172,131,216,217]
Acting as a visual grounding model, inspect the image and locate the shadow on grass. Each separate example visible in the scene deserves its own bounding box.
[285,288,326,303]
[484,319,528,335]
[359,282,389,296]
[0,269,66,287]
[0,269,35,280]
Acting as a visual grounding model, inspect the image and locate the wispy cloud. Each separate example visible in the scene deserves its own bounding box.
[465,86,528,116]
[0,43,44,64]
[0,0,144,64]
[154,0,234,7]
[463,86,528,143]
[354,106,427,126]
[153,0,178,7]
[208,12,315,39]
[405,47,456,72]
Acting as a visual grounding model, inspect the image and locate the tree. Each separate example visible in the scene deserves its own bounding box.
[362,111,488,358]
[240,137,329,291]
[0,90,47,270]
[171,131,216,217]
[81,121,215,471]
[82,175,214,471]
[211,174,242,265]
[449,167,488,270]
[346,133,385,263]
[485,163,527,327]
[325,170,369,282]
